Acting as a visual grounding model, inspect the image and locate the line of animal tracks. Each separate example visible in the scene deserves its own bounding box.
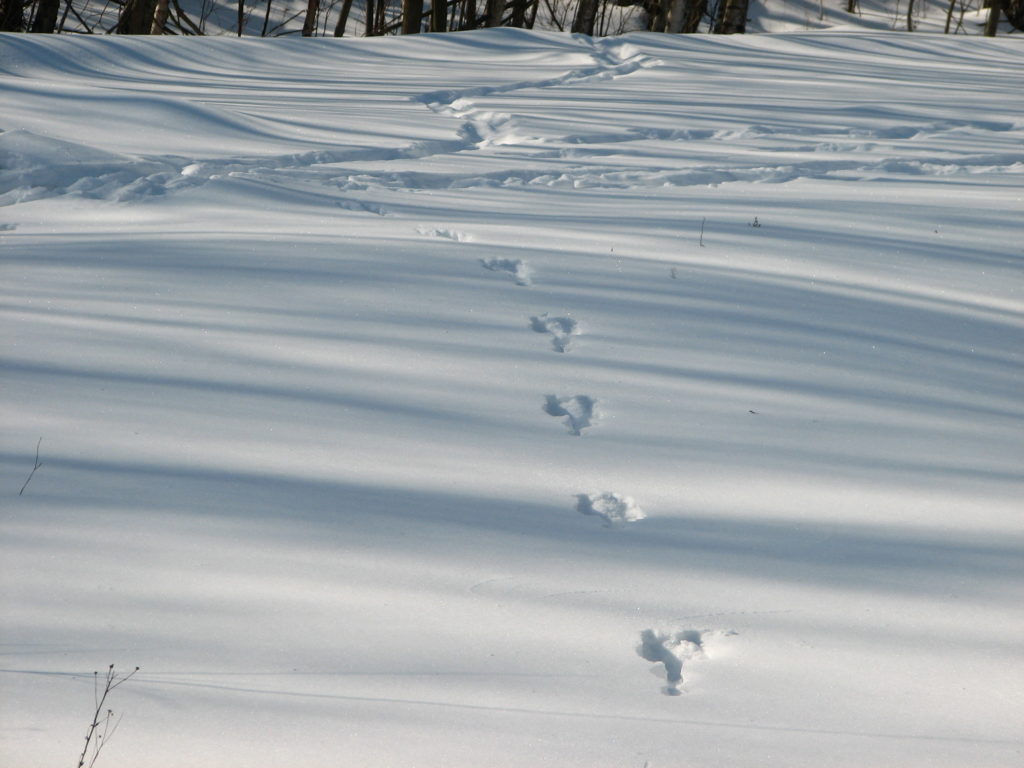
[411,42,657,528]
[416,43,739,697]
[446,225,735,694]
[413,45,739,694]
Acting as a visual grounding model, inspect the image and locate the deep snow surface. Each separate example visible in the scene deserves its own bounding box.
[1,29,1023,768]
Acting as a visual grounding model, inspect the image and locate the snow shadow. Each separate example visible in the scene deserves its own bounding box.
[5,453,1020,602]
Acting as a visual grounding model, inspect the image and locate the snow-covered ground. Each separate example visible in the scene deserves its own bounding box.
[2,27,1023,768]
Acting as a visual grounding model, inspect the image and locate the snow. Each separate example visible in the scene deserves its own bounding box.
[1,23,1023,768]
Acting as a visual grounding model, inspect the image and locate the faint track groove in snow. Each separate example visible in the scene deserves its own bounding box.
[318,156,1023,196]
[480,257,533,286]
[418,226,473,242]
[10,669,1013,745]
[414,41,662,114]
[414,40,662,150]
[4,46,1020,206]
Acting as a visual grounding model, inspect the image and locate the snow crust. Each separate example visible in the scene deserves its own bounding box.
[1,27,1022,768]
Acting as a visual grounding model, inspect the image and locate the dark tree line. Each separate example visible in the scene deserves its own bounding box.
[1,0,1020,35]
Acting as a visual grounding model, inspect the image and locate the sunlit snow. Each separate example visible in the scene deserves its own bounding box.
[1,24,1022,768]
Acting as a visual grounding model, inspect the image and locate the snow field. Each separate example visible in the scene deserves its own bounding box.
[1,27,1023,768]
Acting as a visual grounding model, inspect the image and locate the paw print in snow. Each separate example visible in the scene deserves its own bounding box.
[575,491,644,525]
[480,258,532,286]
[530,314,579,352]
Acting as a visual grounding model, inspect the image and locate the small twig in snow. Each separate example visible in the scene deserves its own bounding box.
[699,217,706,247]
[19,438,43,496]
[77,664,139,768]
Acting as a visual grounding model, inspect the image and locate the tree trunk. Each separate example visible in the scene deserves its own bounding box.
[151,0,171,33]
[526,0,538,27]
[1006,0,1023,30]
[1,0,26,31]
[334,0,354,34]
[714,0,747,33]
[117,0,158,33]
[650,0,668,31]
[509,0,526,26]
[261,0,272,35]
[460,0,477,28]
[402,0,422,31]
[302,0,319,35]
[906,0,915,30]
[683,0,706,31]
[430,0,446,30]
[711,0,725,30]
[484,0,502,26]
[667,0,685,31]
[30,0,60,31]
[365,0,376,33]
[984,0,1002,34]
[943,0,956,32]
[57,0,73,32]
[572,0,597,32]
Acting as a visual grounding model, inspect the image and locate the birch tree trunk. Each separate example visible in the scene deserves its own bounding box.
[151,0,171,33]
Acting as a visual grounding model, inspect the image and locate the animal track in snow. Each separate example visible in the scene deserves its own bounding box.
[544,395,596,435]
[575,492,644,525]
[637,628,735,696]
[481,258,532,286]
[413,40,662,155]
[416,44,661,116]
[419,226,473,242]
[530,314,579,352]
[337,199,391,216]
